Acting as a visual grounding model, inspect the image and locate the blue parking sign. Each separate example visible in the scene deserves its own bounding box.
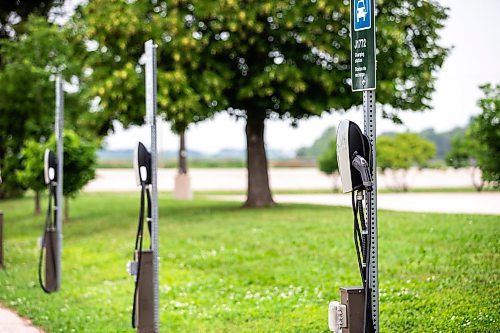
[354,0,371,31]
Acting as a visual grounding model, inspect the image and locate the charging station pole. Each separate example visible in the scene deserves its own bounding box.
[55,74,64,291]
[363,90,378,331]
[351,0,379,331]
[144,40,159,333]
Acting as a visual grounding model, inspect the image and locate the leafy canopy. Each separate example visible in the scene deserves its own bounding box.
[377,133,436,171]
[470,84,499,183]
[78,0,229,135]
[318,138,339,176]
[16,139,47,194]
[17,130,97,198]
[179,0,448,121]
[0,15,84,197]
[77,0,448,129]
[446,84,499,185]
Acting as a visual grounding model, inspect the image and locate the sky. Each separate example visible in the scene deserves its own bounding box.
[104,1,500,154]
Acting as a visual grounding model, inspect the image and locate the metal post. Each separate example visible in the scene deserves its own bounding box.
[363,90,379,332]
[145,40,159,333]
[55,74,64,291]
[0,211,3,269]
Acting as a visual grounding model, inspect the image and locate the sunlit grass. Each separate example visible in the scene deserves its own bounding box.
[0,193,498,332]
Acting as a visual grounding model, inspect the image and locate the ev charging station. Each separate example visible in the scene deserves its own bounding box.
[127,40,160,333]
[329,0,379,332]
[38,75,64,293]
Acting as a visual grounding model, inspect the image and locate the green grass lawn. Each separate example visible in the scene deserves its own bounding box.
[0,193,498,332]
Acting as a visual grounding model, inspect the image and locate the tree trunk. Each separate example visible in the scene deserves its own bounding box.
[244,112,275,208]
[471,166,484,192]
[64,196,69,223]
[35,191,41,215]
[178,131,188,175]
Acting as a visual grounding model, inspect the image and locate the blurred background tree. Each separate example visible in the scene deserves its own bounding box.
[297,126,336,161]
[0,15,85,198]
[17,130,97,221]
[447,83,499,190]
[49,130,97,222]
[16,140,46,214]
[317,136,340,191]
[75,0,229,180]
[377,133,436,191]
[446,127,484,191]
[471,84,499,186]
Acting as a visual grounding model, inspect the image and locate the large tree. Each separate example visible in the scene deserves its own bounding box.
[182,0,448,206]
[0,15,84,198]
[76,1,448,207]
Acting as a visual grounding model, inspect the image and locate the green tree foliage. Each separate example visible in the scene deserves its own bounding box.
[16,130,97,220]
[377,133,436,190]
[471,84,499,185]
[77,0,230,177]
[47,130,97,199]
[16,139,47,214]
[297,126,336,160]
[0,15,85,198]
[446,133,478,169]
[189,0,447,206]
[318,138,338,175]
[0,1,62,40]
[75,0,448,206]
[446,84,499,190]
[317,138,341,191]
[77,0,228,136]
[420,127,465,160]
[445,130,484,191]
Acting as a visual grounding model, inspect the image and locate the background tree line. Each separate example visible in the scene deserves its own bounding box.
[315,83,499,191]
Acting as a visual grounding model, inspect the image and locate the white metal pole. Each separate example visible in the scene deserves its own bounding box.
[55,74,64,291]
[363,90,379,331]
[145,40,159,333]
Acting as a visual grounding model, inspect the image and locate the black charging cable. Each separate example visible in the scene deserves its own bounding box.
[352,190,375,333]
[131,183,152,328]
[38,183,57,293]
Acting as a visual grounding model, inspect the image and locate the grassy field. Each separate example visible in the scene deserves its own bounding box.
[0,193,498,332]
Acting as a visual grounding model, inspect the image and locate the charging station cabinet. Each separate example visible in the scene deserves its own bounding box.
[44,229,58,292]
[340,287,365,333]
[135,250,154,333]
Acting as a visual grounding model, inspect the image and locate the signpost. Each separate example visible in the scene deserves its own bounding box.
[144,40,160,333]
[351,0,376,91]
[351,0,379,331]
[55,74,64,291]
